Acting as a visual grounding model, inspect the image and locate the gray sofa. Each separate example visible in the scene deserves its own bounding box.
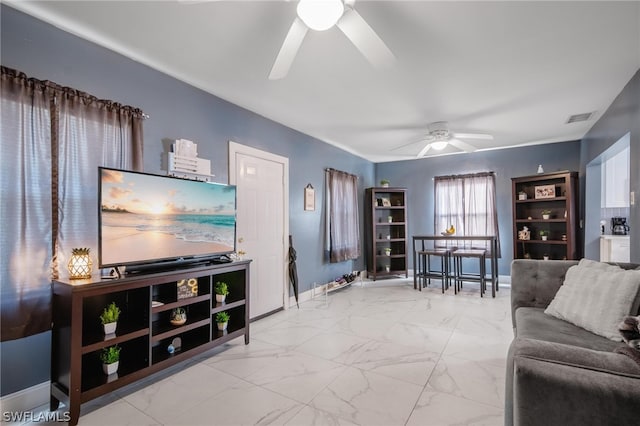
[506,260,640,426]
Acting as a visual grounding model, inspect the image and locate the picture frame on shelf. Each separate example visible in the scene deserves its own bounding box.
[381,198,391,207]
[534,184,556,199]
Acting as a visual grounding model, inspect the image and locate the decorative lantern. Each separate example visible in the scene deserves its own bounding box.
[68,248,92,279]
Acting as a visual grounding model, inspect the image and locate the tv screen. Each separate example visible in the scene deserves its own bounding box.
[99,167,236,269]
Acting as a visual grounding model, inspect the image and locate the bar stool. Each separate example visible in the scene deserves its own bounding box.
[417,247,452,293]
[452,248,487,297]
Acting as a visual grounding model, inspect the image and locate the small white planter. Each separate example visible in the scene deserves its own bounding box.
[217,322,228,331]
[215,294,226,303]
[541,236,548,241]
[542,214,550,220]
[387,217,393,223]
[385,266,390,273]
[102,361,119,375]
[543,255,550,261]
[103,322,117,335]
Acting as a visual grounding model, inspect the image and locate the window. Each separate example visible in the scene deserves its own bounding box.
[434,172,500,254]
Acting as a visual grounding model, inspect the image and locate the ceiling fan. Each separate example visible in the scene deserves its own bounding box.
[395,121,494,157]
[269,0,395,80]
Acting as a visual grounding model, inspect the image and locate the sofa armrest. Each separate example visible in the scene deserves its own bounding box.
[513,355,640,426]
[510,260,578,326]
[506,338,640,426]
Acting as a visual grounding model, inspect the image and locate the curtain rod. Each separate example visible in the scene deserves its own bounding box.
[433,171,495,180]
[325,168,358,179]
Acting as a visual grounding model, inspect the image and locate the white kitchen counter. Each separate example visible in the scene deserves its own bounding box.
[600,235,630,262]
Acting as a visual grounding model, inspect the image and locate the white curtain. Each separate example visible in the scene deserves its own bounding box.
[434,172,500,255]
[325,169,360,263]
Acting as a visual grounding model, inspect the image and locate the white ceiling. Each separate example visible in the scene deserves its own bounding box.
[7,0,640,162]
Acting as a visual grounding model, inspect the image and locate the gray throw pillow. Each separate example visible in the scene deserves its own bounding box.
[545,259,640,341]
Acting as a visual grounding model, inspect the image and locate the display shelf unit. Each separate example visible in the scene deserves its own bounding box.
[511,171,579,261]
[365,187,408,280]
[51,260,250,426]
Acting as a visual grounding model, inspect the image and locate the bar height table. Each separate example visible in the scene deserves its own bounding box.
[412,235,499,295]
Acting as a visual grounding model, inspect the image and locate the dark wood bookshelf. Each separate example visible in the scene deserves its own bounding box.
[51,260,251,426]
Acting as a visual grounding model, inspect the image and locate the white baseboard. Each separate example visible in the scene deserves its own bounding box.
[1,381,50,413]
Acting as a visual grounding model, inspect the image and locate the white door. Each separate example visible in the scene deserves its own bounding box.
[229,142,289,319]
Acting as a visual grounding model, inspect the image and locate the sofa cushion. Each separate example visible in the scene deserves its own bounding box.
[544,259,640,341]
[516,307,620,352]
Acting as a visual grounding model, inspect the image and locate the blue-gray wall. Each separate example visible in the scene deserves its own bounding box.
[376,142,582,275]
[580,69,640,263]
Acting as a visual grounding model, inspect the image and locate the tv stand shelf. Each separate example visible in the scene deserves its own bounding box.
[51,260,251,426]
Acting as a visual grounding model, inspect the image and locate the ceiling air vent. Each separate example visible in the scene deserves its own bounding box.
[566,112,595,124]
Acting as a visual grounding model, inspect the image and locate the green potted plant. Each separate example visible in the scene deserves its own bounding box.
[384,247,392,256]
[215,311,230,331]
[380,179,390,188]
[541,209,551,220]
[99,302,120,335]
[100,345,121,375]
[215,281,229,303]
[539,230,548,241]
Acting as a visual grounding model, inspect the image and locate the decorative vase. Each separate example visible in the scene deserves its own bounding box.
[103,322,117,335]
[102,361,119,375]
[215,294,226,303]
[217,322,228,331]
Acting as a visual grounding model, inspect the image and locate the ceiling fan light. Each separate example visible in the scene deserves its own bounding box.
[297,0,344,31]
[431,141,448,150]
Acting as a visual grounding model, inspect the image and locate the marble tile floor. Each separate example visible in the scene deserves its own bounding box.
[21,277,513,426]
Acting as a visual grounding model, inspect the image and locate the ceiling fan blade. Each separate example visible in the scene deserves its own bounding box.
[336,8,395,68]
[452,132,493,140]
[390,138,431,152]
[269,17,308,80]
[449,138,477,153]
[417,143,432,158]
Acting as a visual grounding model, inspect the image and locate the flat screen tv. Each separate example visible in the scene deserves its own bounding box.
[98,167,236,272]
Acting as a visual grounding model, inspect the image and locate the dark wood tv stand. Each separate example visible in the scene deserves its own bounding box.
[51,260,250,426]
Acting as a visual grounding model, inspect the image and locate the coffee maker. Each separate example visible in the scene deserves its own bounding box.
[611,217,629,235]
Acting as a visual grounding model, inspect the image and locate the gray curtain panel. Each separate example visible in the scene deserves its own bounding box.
[0,66,145,341]
[326,168,360,263]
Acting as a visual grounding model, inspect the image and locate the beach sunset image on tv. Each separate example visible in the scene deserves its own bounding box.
[99,168,236,267]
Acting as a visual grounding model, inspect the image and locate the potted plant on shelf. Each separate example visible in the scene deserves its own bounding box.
[543,254,550,261]
[387,215,393,223]
[215,281,229,303]
[518,191,527,200]
[99,302,120,335]
[384,247,392,256]
[216,311,230,331]
[539,230,549,241]
[380,179,390,188]
[100,345,120,375]
[541,210,551,220]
